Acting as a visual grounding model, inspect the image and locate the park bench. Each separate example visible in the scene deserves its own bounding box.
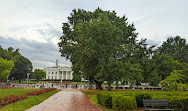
[143,99,174,111]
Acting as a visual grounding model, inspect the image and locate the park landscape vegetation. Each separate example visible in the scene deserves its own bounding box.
[58,8,188,111]
[58,8,188,91]
[0,7,188,111]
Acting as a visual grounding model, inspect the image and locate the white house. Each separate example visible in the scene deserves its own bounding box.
[43,59,73,80]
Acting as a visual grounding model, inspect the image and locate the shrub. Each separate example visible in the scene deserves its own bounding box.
[135,93,152,107]
[97,93,113,108]
[0,95,27,106]
[97,91,188,111]
[26,88,56,96]
[167,97,188,111]
[112,95,137,111]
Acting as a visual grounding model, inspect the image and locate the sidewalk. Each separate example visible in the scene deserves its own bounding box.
[26,88,102,111]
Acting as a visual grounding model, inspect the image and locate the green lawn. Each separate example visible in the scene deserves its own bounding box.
[0,88,41,98]
[0,89,60,111]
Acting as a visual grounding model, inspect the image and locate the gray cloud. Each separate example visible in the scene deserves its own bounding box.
[0,36,71,68]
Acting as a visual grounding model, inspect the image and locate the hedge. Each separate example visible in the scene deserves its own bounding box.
[112,95,137,111]
[97,93,113,108]
[135,93,152,107]
[97,91,188,111]
[167,97,188,111]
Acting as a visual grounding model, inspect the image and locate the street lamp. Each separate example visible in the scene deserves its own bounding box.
[27,73,30,87]
[7,73,10,83]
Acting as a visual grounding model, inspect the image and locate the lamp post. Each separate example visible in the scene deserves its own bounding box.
[27,73,30,87]
[7,73,10,83]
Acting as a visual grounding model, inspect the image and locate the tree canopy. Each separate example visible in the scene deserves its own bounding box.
[0,45,32,83]
[0,59,14,81]
[32,69,46,82]
[59,8,188,90]
[58,8,154,90]
[158,36,188,63]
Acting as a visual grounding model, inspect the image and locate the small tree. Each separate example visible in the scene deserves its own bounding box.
[160,70,187,91]
[32,69,46,82]
[0,59,14,81]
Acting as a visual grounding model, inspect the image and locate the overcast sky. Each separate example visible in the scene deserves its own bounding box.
[0,0,188,68]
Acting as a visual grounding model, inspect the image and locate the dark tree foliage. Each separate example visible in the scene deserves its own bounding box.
[32,69,46,82]
[158,36,188,63]
[0,45,32,83]
[58,8,150,90]
[10,55,32,83]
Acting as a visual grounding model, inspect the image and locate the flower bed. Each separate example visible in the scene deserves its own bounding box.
[0,95,27,107]
[26,88,56,96]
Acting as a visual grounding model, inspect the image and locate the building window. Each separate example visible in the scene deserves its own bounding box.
[56,72,57,74]
[48,76,49,79]
[52,72,53,74]
[48,72,50,74]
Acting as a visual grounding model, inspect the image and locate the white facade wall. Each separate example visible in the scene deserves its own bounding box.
[43,67,73,80]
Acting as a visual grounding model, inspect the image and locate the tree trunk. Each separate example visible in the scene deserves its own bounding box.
[107,81,111,91]
[116,81,118,90]
[88,79,92,90]
[94,80,103,90]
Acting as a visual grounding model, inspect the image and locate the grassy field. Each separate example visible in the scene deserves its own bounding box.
[0,88,41,98]
[0,89,60,111]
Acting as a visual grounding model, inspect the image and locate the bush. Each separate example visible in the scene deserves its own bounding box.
[97,91,188,111]
[26,88,56,96]
[167,97,188,111]
[112,95,137,111]
[135,93,152,107]
[97,93,112,108]
[0,95,27,106]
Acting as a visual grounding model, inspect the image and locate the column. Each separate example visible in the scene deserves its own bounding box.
[66,71,68,80]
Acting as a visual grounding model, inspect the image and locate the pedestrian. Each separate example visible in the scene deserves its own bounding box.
[65,83,67,88]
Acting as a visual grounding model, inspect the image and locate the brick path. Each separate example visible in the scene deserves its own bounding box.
[26,88,102,111]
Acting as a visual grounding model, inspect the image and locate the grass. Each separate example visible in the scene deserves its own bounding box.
[0,89,61,111]
[0,88,41,98]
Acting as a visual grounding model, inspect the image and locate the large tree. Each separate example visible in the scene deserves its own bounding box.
[146,54,182,86]
[158,36,188,63]
[10,55,32,83]
[58,8,141,90]
[0,46,32,83]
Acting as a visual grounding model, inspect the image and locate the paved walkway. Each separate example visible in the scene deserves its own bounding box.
[26,88,102,111]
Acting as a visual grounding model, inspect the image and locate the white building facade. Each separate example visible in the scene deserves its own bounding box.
[43,59,73,80]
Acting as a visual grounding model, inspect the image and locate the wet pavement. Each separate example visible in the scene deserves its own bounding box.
[26,88,102,111]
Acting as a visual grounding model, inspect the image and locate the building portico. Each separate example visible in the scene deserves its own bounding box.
[43,59,73,80]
